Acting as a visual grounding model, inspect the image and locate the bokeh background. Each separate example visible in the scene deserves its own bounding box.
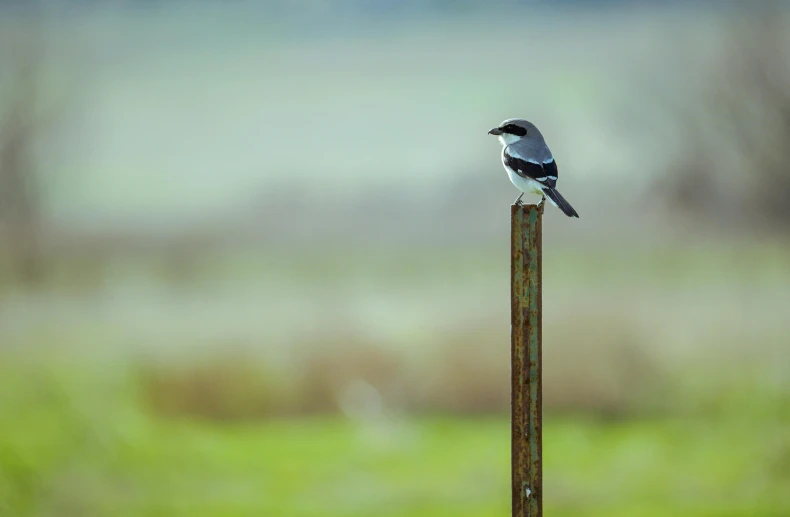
[2,1,790,516]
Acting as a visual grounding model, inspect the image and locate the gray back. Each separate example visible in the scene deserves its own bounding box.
[509,135,553,164]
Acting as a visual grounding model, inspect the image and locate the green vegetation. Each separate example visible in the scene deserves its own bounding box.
[1,348,789,517]
[1,244,789,516]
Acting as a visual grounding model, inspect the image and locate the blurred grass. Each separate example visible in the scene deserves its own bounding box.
[1,243,789,515]
[0,356,788,517]
[1,315,789,516]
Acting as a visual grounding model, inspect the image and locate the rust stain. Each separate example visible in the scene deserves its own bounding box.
[511,202,543,517]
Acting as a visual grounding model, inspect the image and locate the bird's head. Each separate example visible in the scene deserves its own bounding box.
[488,118,542,146]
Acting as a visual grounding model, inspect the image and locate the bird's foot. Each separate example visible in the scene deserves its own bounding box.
[514,193,524,206]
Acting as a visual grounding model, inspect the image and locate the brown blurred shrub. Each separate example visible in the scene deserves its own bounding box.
[139,315,666,421]
[140,336,408,421]
[407,324,511,415]
[294,332,406,415]
[544,313,665,420]
[140,349,289,421]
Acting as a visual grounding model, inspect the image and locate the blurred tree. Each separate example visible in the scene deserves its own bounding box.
[0,29,45,286]
[660,5,790,230]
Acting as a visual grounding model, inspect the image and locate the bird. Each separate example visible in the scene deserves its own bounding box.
[488,118,579,218]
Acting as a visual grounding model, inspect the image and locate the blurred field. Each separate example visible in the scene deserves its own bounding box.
[3,242,790,516]
[3,2,790,516]
[1,363,789,517]
[2,336,790,517]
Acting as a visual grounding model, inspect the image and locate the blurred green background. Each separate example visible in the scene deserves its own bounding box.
[1,1,790,516]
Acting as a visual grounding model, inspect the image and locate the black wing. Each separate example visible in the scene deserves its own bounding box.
[503,150,558,189]
[542,158,558,189]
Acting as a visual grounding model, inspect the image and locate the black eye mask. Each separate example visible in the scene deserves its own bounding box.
[502,124,527,137]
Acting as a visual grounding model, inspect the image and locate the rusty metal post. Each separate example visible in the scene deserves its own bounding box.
[511,202,543,517]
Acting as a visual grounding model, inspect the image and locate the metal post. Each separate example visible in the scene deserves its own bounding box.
[511,202,543,517]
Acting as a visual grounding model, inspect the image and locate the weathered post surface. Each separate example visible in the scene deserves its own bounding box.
[510,203,543,517]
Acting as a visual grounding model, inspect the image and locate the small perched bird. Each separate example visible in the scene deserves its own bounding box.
[488,118,579,218]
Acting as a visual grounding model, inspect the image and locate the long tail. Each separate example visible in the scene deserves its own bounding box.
[542,187,579,218]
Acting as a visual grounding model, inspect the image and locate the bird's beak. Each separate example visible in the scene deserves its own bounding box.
[488,127,503,136]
